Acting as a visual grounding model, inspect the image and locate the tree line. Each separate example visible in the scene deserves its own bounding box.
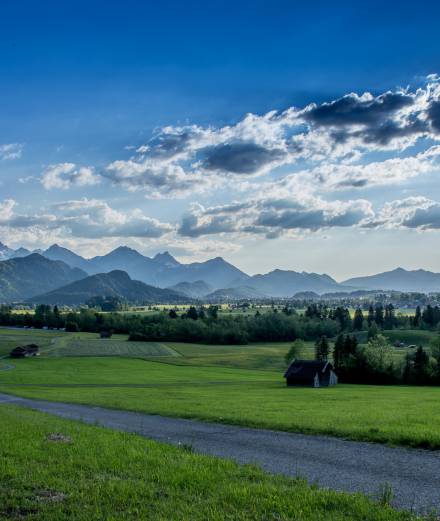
[286,333,440,386]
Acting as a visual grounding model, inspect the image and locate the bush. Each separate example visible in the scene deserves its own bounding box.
[65,321,79,332]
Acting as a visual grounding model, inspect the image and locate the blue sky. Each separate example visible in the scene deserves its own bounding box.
[1,0,440,279]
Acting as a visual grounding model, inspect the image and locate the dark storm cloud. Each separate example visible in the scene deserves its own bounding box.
[256,209,327,230]
[428,100,440,133]
[178,213,236,237]
[303,92,414,127]
[201,142,286,174]
[402,204,440,229]
[330,118,427,146]
[177,196,372,238]
[255,206,366,231]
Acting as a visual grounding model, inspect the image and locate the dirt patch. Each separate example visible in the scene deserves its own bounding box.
[46,432,72,444]
[34,489,67,503]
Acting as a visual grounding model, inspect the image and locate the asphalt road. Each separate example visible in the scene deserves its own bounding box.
[1,392,439,514]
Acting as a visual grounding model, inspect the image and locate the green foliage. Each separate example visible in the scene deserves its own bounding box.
[352,308,364,331]
[367,322,379,340]
[362,335,394,375]
[285,339,305,364]
[65,321,79,332]
[315,335,329,361]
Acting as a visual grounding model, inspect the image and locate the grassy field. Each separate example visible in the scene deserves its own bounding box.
[2,357,440,449]
[0,328,61,357]
[49,336,180,358]
[0,405,416,521]
[2,327,440,449]
[0,328,300,370]
[382,330,437,346]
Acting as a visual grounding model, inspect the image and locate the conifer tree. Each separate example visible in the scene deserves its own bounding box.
[367,305,375,327]
[353,308,364,331]
[315,335,329,362]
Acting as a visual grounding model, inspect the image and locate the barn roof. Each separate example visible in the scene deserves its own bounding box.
[284,360,333,380]
[11,344,39,353]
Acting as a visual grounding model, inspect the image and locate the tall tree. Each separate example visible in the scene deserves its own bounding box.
[352,308,364,331]
[332,334,345,371]
[413,345,431,384]
[413,306,422,327]
[367,305,375,327]
[374,305,384,328]
[315,335,329,362]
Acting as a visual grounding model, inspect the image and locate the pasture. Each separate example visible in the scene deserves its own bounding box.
[2,327,440,449]
[2,355,440,449]
[0,405,414,521]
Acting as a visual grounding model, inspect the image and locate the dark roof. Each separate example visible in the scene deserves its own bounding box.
[284,360,333,380]
[11,344,39,353]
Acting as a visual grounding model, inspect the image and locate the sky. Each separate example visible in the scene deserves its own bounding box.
[1,0,440,280]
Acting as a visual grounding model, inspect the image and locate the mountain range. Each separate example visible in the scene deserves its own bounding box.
[0,254,87,302]
[28,270,187,306]
[2,242,440,303]
[342,268,440,293]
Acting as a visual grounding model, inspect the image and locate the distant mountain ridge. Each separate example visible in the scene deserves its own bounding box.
[343,268,440,293]
[28,270,188,306]
[0,254,87,302]
[168,280,213,298]
[43,244,91,271]
[0,242,31,261]
[3,241,440,298]
[240,269,350,297]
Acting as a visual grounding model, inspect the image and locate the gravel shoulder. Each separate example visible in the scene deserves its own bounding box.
[1,391,439,514]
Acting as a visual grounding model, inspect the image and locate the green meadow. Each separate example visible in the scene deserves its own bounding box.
[0,405,417,521]
[3,354,440,449]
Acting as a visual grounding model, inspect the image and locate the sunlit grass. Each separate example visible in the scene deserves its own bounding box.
[0,405,417,521]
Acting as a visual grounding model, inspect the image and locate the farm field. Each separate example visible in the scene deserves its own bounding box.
[0,405,414,521]
[2,356,440,449]
[0,328,61,357]
[3,326,436,369]
[0,328,301,370]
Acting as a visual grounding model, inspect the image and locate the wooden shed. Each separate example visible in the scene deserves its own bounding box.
[10,344,40,358]
[284,360,338,387]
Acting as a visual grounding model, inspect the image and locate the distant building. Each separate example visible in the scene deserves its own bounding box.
[284,360,338,387]
[10,344,40,358]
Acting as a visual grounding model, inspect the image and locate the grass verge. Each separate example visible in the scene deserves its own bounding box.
[0,404,418,520]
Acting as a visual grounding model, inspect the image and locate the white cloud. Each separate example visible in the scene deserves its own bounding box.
[368,197,440,230]
[51,199,174,238]
[41,163,100,190]
[0,143,23,160]
[0,198,174,243]
[178,195,374,238]
[98,76,440,200]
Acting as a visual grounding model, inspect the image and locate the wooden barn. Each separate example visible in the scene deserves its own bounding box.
[10,344,40,358]
[284,360,338,387]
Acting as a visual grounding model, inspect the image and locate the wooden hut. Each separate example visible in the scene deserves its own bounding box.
[10,344,40,358]
[284,360,337,387]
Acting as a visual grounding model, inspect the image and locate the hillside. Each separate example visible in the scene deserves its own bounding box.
[205,285,267,301]
[242,269,347,297]
[43,244,91,271]
[158,257,249,289]
[343,268,440,293]
[0,254,87,302]
[52,246,249,290]
[168,280,213,298]
[28,270,188,305]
